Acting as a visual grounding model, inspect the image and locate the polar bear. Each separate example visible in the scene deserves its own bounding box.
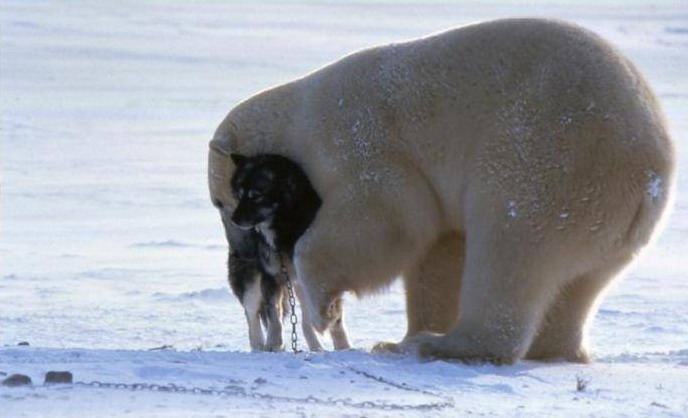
[208,18,674,363]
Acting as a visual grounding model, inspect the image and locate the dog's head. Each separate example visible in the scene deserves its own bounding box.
[229,153,303,229]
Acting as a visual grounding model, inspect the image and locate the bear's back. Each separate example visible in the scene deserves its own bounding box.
[220,19,673,236]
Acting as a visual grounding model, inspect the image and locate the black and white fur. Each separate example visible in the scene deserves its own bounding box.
[220,153,350,352]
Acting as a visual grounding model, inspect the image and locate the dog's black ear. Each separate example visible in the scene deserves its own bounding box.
[231,153,248,167]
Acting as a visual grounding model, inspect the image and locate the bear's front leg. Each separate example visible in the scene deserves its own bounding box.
[403,232,464,336]
[294,191,433,339]
[372,232,464,354]
[328,296,352,350]
[293,280,325,352]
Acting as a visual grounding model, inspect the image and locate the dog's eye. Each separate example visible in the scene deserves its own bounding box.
[248,190,263,201]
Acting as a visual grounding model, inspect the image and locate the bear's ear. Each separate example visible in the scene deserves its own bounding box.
[231,153,248,167]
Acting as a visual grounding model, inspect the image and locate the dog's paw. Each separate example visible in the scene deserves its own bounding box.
[263,344,285,353]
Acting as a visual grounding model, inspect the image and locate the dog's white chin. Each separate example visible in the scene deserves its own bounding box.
[256,221,277,249]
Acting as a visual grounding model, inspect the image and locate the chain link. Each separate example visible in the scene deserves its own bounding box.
[341,364,448,399]
[69,378,453,411]
[280,254,300,353]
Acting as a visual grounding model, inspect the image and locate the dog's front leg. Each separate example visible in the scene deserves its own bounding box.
[241,277,266,351]
[263,282,285,352]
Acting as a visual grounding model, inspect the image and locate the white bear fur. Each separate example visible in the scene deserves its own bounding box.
[208,18,675,363]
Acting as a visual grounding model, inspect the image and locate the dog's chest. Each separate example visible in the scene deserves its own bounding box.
[256,223,277,248]
[257,224,280,276]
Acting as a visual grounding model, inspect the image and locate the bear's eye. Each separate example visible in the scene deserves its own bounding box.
[248,190,263,201]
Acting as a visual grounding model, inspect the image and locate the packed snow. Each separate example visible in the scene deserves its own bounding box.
[1,1,687,417]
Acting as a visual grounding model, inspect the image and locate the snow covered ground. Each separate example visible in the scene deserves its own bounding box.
[1,1,687,416]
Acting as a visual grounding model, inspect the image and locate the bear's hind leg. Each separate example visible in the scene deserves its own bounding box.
[526,260,629,363]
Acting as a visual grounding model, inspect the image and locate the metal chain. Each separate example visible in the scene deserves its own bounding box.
[280,254,300,353]
[341,364,450,400]
[67,378,453,411]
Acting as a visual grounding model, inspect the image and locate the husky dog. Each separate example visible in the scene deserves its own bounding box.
[223,153,351,352]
